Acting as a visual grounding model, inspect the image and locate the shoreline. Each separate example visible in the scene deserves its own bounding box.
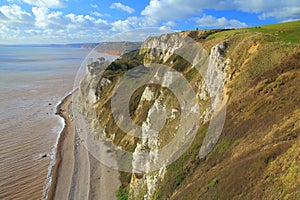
[44,90,120,200]
[44,93,73,200]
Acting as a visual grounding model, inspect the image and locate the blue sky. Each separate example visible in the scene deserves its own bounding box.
[0,0,299,44]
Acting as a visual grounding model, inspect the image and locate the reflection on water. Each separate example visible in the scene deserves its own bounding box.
[0,46,90,200]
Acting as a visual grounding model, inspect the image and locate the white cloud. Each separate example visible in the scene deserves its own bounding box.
[163,21,177,27]
[233,0,295,13]
[281,18,300,23]
[0,3,114,44]
[0,11,8,20]
[233,0,300,20]
[258,7,300,20]
[4,0,298,44]
[107,27,174,42]
[0,24,23,42]
[8,28,105,44]
[141,0,300,21]
[31,7,111,30]
[6,0,22,3]
[32,7,65,29]
[111,17,140,32]
[66,13,110,30]
[108,16,176,41]
[110,2,135,14]
[0,4,34,27]
[91,11,103,17]
[22,0,66,8]
[25,29,42,35]
[196,15,247,28]
[142,0,205,20]
[111,16,158,32]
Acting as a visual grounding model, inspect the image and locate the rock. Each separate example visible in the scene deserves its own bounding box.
[140,86,154,102]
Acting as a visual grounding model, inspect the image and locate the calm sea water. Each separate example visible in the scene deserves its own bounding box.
[0,46,90,200]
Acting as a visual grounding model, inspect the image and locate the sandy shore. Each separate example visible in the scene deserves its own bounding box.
[47,93,120,200]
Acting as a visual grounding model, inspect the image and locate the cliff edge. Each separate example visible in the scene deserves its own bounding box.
[74,21,300,200]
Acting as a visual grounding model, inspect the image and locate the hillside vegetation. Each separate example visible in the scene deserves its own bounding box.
[78,20,300,200]
[163,20,300,200]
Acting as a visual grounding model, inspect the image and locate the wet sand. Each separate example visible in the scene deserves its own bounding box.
[47,93,120,200]
[0,46,91,199]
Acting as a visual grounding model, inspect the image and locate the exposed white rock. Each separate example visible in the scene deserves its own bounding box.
[198,42,229,158]
[144,165,166,200]
[140,86,155,102]
[88,89,97,104]
[170,108,178,119]
[162,71,174,87]
[131,99,167,199]
[129,35,230,199]
[140,33,185,66]
[100,78,111,88]
[199,42,230,123]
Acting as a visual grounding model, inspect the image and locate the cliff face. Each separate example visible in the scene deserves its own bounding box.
[75,21,300,200]
[128,35,231,200]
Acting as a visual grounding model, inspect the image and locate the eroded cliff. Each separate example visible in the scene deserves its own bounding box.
[74,21,300,200]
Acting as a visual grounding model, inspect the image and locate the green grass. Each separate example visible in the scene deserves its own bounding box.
[205,20,300,45]
[205,29,238,40]
[175,173,182,186]
[213,139,240,154]
[205,179,219,190]
[116,186,129,200]
[245,20,300,43]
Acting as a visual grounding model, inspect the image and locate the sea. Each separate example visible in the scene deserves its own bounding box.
[0,45,91,199]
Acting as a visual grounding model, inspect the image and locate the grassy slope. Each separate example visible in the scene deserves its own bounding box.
[88,21,300,200]
[246,20,300,43]
[155,21,300,200]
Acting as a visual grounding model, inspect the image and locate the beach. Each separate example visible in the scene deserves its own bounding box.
[0,46,120,199]
[0,46,90,199]
[46,92,120,200]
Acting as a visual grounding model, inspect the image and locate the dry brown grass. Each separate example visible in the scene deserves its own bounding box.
[167,47,300,200]
[81,21,300,200]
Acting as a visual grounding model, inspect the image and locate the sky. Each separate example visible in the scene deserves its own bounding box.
[0,0,299,44]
